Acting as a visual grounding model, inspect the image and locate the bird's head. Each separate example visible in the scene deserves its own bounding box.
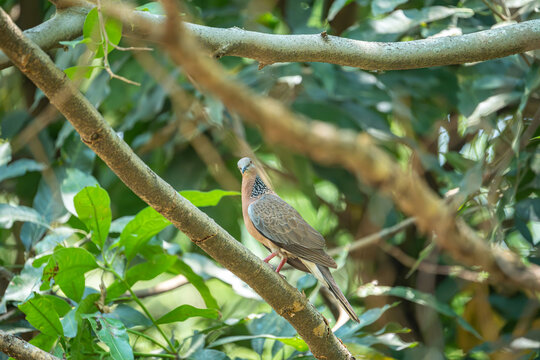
[237,157,255,176]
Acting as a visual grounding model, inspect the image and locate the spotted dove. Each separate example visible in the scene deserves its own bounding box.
[237,157,359,322]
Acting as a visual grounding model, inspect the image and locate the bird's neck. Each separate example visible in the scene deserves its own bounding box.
[242,174,271,200]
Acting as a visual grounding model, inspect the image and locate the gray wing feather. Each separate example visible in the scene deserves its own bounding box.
[248,194,337,268]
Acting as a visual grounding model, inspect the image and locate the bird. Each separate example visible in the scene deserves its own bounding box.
[237,157,359,322]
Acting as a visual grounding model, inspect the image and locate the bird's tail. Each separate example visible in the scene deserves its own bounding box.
[299,258,360,322]
[317,265,360,323]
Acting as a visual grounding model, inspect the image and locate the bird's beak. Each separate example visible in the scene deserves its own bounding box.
[241,166,248,174]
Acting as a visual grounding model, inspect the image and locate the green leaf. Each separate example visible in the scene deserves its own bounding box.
[0,260,44,313]
[64,65,102,80]
[108,304,152,328]
[0,204,49,229]
[19,294,64,337]
[82,8,123,58]
[29,333,57,353]
[405,242,435,278]
[180,189,240,207]
[357,284,482,338]
[172,259,219,310]
[156,304,219,324]
[59,39,86,48]
[106,253,177,301]
[135,2,165,15]
[0,159,45,182]
[84,315,134,360]
[119,207,171,261]
[372,0,409,16]
[444,152,476,172]
[74,185,111,248]
[357,303,396,329]
[42,295,71,317]
[53,247,99,302]
[60,168,99,216]
[61,309,78,338]
[209,334,308,352]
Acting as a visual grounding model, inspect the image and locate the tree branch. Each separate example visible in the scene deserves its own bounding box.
[0,8,353,359]
[1,2,540,70]
[0,6,87,70]
[0,329,60,360]
[126,1,540,292]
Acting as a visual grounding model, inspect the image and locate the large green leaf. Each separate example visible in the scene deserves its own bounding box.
[357,284,481,338]
[53,247,99,302]
[74,185,111,248]
[156,304,220,324]
[19,294,64,337]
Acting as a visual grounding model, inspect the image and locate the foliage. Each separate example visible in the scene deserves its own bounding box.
[0,0,539,359]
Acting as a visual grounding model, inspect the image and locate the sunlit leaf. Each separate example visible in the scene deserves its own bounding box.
[74,185,111,248]
[118,206,171,261]
[53,247,99,302]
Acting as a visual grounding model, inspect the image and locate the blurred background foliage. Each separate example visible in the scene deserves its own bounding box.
[0,0,539,359]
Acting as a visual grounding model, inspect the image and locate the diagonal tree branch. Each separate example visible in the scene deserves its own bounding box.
[135,1,540,292]
[1,1,539,70]
[0,8,354,360]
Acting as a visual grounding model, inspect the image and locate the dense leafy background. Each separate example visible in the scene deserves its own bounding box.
[1,0,539,359]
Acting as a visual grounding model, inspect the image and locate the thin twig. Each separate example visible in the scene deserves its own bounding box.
[128,274,189,299]
[329,218,416,256]
[96,0,141,86]
[481,0,507,20]
[379,242,486,282]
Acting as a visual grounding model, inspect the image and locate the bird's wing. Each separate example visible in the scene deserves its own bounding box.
[248,194,337,268]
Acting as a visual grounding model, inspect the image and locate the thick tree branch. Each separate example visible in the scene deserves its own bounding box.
[0,329,60,360]
[1,2,540,70]
[0,6,87,69]
[136,2,540,293]
[0,8,353,360]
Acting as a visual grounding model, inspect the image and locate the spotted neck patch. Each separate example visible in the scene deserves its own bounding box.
[251,176,270,198]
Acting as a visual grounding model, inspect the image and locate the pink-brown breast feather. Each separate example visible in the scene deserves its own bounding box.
[241,172,275,250]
